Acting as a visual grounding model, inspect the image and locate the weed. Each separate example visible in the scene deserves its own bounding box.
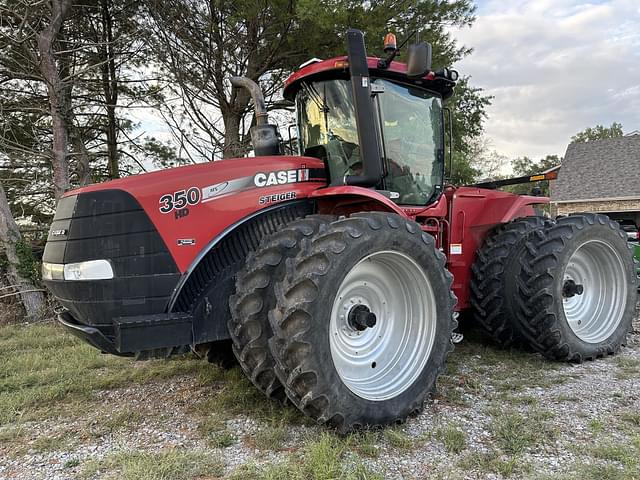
[197,413,236,448]
[234,433,383,480]
[490,409,556,455]
[436,424,466,454]
[384,428,413,449]
[458,450,530,477]
[97,408,142,433]
[348,430,380,458]
[619,411,640,428]
[63,459,80,469]
[591,443,638,467]
[254,424,288,451]
[589,418,605,435]
[574,463,630,480]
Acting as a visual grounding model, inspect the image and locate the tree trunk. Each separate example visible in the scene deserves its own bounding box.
[36,0,73,200]
[222,113,243,159]
[101,0,120,178]
[0,183,46,319]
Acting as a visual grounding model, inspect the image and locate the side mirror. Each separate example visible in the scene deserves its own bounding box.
[406,42,432,79]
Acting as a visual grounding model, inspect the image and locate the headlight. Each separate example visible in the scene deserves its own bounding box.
[42,262,64,281]
[42,260,114,281]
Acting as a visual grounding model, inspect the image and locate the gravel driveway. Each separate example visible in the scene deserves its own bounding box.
[1,309,639,480]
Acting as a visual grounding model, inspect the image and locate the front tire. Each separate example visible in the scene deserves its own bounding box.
[268,212,457,431]
[516,213,637,361]
[228,215,334,402]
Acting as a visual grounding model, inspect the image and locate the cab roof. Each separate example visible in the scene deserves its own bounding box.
[283,56,456,101]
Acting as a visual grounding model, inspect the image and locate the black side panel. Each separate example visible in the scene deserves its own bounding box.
[173,201,314,343]
[43,190,180,326]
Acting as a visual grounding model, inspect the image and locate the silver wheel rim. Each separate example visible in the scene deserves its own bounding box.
[562,239,628,343]
[329,250,437,401]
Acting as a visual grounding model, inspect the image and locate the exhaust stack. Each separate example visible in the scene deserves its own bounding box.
[230,76,281,156]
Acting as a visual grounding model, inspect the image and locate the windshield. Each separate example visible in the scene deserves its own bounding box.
[296,78,444,205]
[375,79,444,205]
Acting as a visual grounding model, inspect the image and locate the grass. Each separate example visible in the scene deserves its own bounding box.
[591,443,638,467]
[614,356,640,380]
[254,424,289,450]
[489,409,557,455]
[349,430,380,458]
[80,449,224,480]
[458,450,530,477]
[383,428,413,450]
[94,408,143,433]
[436,331,565,405]
[197,413,237,448]
[230,433,383,480]
[0,322,218,426]
[4,319,640,479]
[436,424,466,454]
[191,366,307,426]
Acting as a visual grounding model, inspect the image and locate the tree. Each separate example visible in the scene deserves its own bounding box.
[143,0,479,160]
[0,181,45,318]
[0,0,165,319]
[571,122,623,144]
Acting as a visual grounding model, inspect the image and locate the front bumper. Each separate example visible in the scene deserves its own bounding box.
[57,310,126,356]
[57,309,194,355]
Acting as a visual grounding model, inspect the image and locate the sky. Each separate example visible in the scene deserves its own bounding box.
[451,0,640,161]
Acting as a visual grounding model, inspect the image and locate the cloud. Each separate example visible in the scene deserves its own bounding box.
[452,0,640,160]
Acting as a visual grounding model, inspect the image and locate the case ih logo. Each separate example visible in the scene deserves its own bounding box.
[253,169,309,187]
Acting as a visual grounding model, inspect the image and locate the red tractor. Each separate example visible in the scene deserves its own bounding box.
[42,30,637,431]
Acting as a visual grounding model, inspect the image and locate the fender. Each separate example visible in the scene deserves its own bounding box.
[498,194,549,224]
[166,199,314,312]
[310,185,409,217]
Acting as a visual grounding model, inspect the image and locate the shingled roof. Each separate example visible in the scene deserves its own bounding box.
[553,135,640,202]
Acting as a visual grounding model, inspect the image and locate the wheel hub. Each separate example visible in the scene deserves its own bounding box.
[562,279,584,298]
[347,304,377,331]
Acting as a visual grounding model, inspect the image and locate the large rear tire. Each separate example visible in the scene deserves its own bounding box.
[228,215,334,402]
[268,212,457,431]
[515,213,637,361]
[470,216,552,347]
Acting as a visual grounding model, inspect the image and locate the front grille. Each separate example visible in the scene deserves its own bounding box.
[43,189,180,325]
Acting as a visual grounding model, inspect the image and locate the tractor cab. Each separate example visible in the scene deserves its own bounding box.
[282,30,459,205]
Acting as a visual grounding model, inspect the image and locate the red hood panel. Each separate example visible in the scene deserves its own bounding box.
[69,156,326,272]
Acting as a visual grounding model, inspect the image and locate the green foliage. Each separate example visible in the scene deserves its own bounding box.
[449,150,481,185]
[145,0,487,161]
[14,239,40,284]
[436,424,466,453]
[571,122,624,143]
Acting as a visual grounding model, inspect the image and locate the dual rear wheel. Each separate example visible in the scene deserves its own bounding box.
[472,213,637,361]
